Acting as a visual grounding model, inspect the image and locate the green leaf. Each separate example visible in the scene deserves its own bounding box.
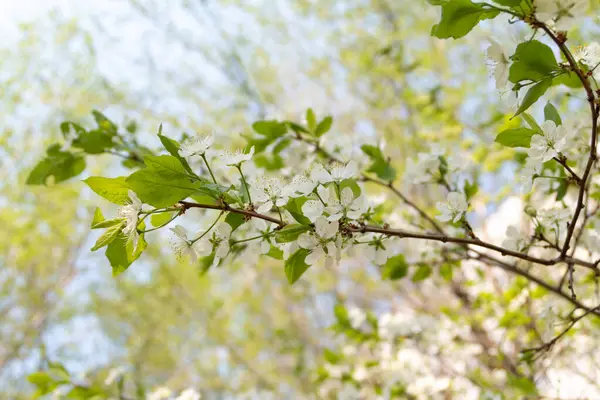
[315,116,333,137]
[275,224,311,243]
[91,208,105,228]
[126,156,203,207]
[225,212,246,232]
[522,113,543,133]
[84,176,131,205]
[73,129,115,154]
[495,128,537,148]
[507,375,538,395]
[306,109,317,132]
[553,70,582,88]
[361,144,396,181]
[285,121,310,134]
[92,110,117,134]
[381,254,408,280]
[91,222,125,251]
[285,248,311,284]
[513,77,553,117]
[544,102,562,126]
[556,178,569,201]
[26,146,86,185]
[284,197,312,225]
[412,264,432,282]
[158,133,194,174]
[509,41,558,83]
[151,212,175,227]
[60,121,86,139]
[334,304,350,325]
[439,263,454,281]
[431,0,499,39]
[252,120,288,139]
[266,245,283,260]
[105,233,147,276]
[492,0,521,6]
[463,180,478,201]
[92,218,125,230]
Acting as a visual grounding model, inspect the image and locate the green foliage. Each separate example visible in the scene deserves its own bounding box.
[158,129,194,174]
[275,224,311,243]
[284,248,311,284]
[513,78,553,117]
[27,145,86,185]
[509,41,558,83]
[412,264,433,281]
[84,176,132,205]
[495,127,537,148]
[381,254,408,280]
[544,102,562,126]
[430,0,499,39]
[91,222,125,251]
[126,155,204,207]
[361,144,396,181]
[106,233,147,276]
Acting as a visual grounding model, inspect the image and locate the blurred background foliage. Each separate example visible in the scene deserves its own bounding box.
[2,0,600,399]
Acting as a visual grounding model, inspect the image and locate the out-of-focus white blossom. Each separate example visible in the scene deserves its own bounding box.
[436,192,468,223]
[180,133,213,158]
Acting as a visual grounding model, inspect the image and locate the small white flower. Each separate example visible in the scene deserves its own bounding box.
[170,225,207,264]
[147,387,172,400]
[283,173,318,197]
[404,152,441,185]
[527,120,568,162]
[250,177,288,214]
[363,243,390,265]
[211,222,232,265]
[221,146,255,166]
[117,190,143,251]
[486,39,510,89]
[535,0,587,31]
[276,241,299,260]
[577,42,600,70]
[310,161,358,184]
[302,200,324,222]
[352,365,369,382]
[539,207,571,227]
[104,366,126,385]
[325,187,366,221]
[297,216,340,266]
[502,225,528,252]
[348,306,367,329]
[519,158,542,193]
[436,192,468,223]
[175,389,201,400]
[179,133,213,158]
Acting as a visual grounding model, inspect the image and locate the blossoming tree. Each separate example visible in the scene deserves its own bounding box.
[23,0,600,398]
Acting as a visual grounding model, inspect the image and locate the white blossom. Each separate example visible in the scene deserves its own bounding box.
[302,200,325,222]
[310,161,358,184]
[519,158,542,193]
[404,152,441,184]
[486,39,510,89]
[283,173,318,197]
[539,207,571,229]
[179,133,213,158]
[527,120,568,163]
[250,177,289,214]
[325,187,366,221]
[211,222,232,265]
[221,146,255,166]
[147,387,172,400]
[104,366,126,385]
[363,243,390,265]
[175,389,201,400]
[535,0,587,31]
[436,192,468,223]
[348,306,367,329]
[502,225,528,252]
[277,241,299,260]
[170,225,204,264]
[297,216,340,266]
[117,190,143,250]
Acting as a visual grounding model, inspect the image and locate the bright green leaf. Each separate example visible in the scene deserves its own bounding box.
[513,78,553,117]
[412,264,432,282]
[275,224,311,243]
[306,109,317,132]
[225,212,246,231]
[84,176,131,205]
[91,222,124,251]
[431,0,499,39]
[285,248,311,284]
[315,116,333,137]
[544,102,562,126]
[27,146,86,185]
[106,232,147,276]
[495,128,537,148]
[509,41,558,83]
[382,254,408,280]
[151,212,175,227]
[158,133,194,174]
